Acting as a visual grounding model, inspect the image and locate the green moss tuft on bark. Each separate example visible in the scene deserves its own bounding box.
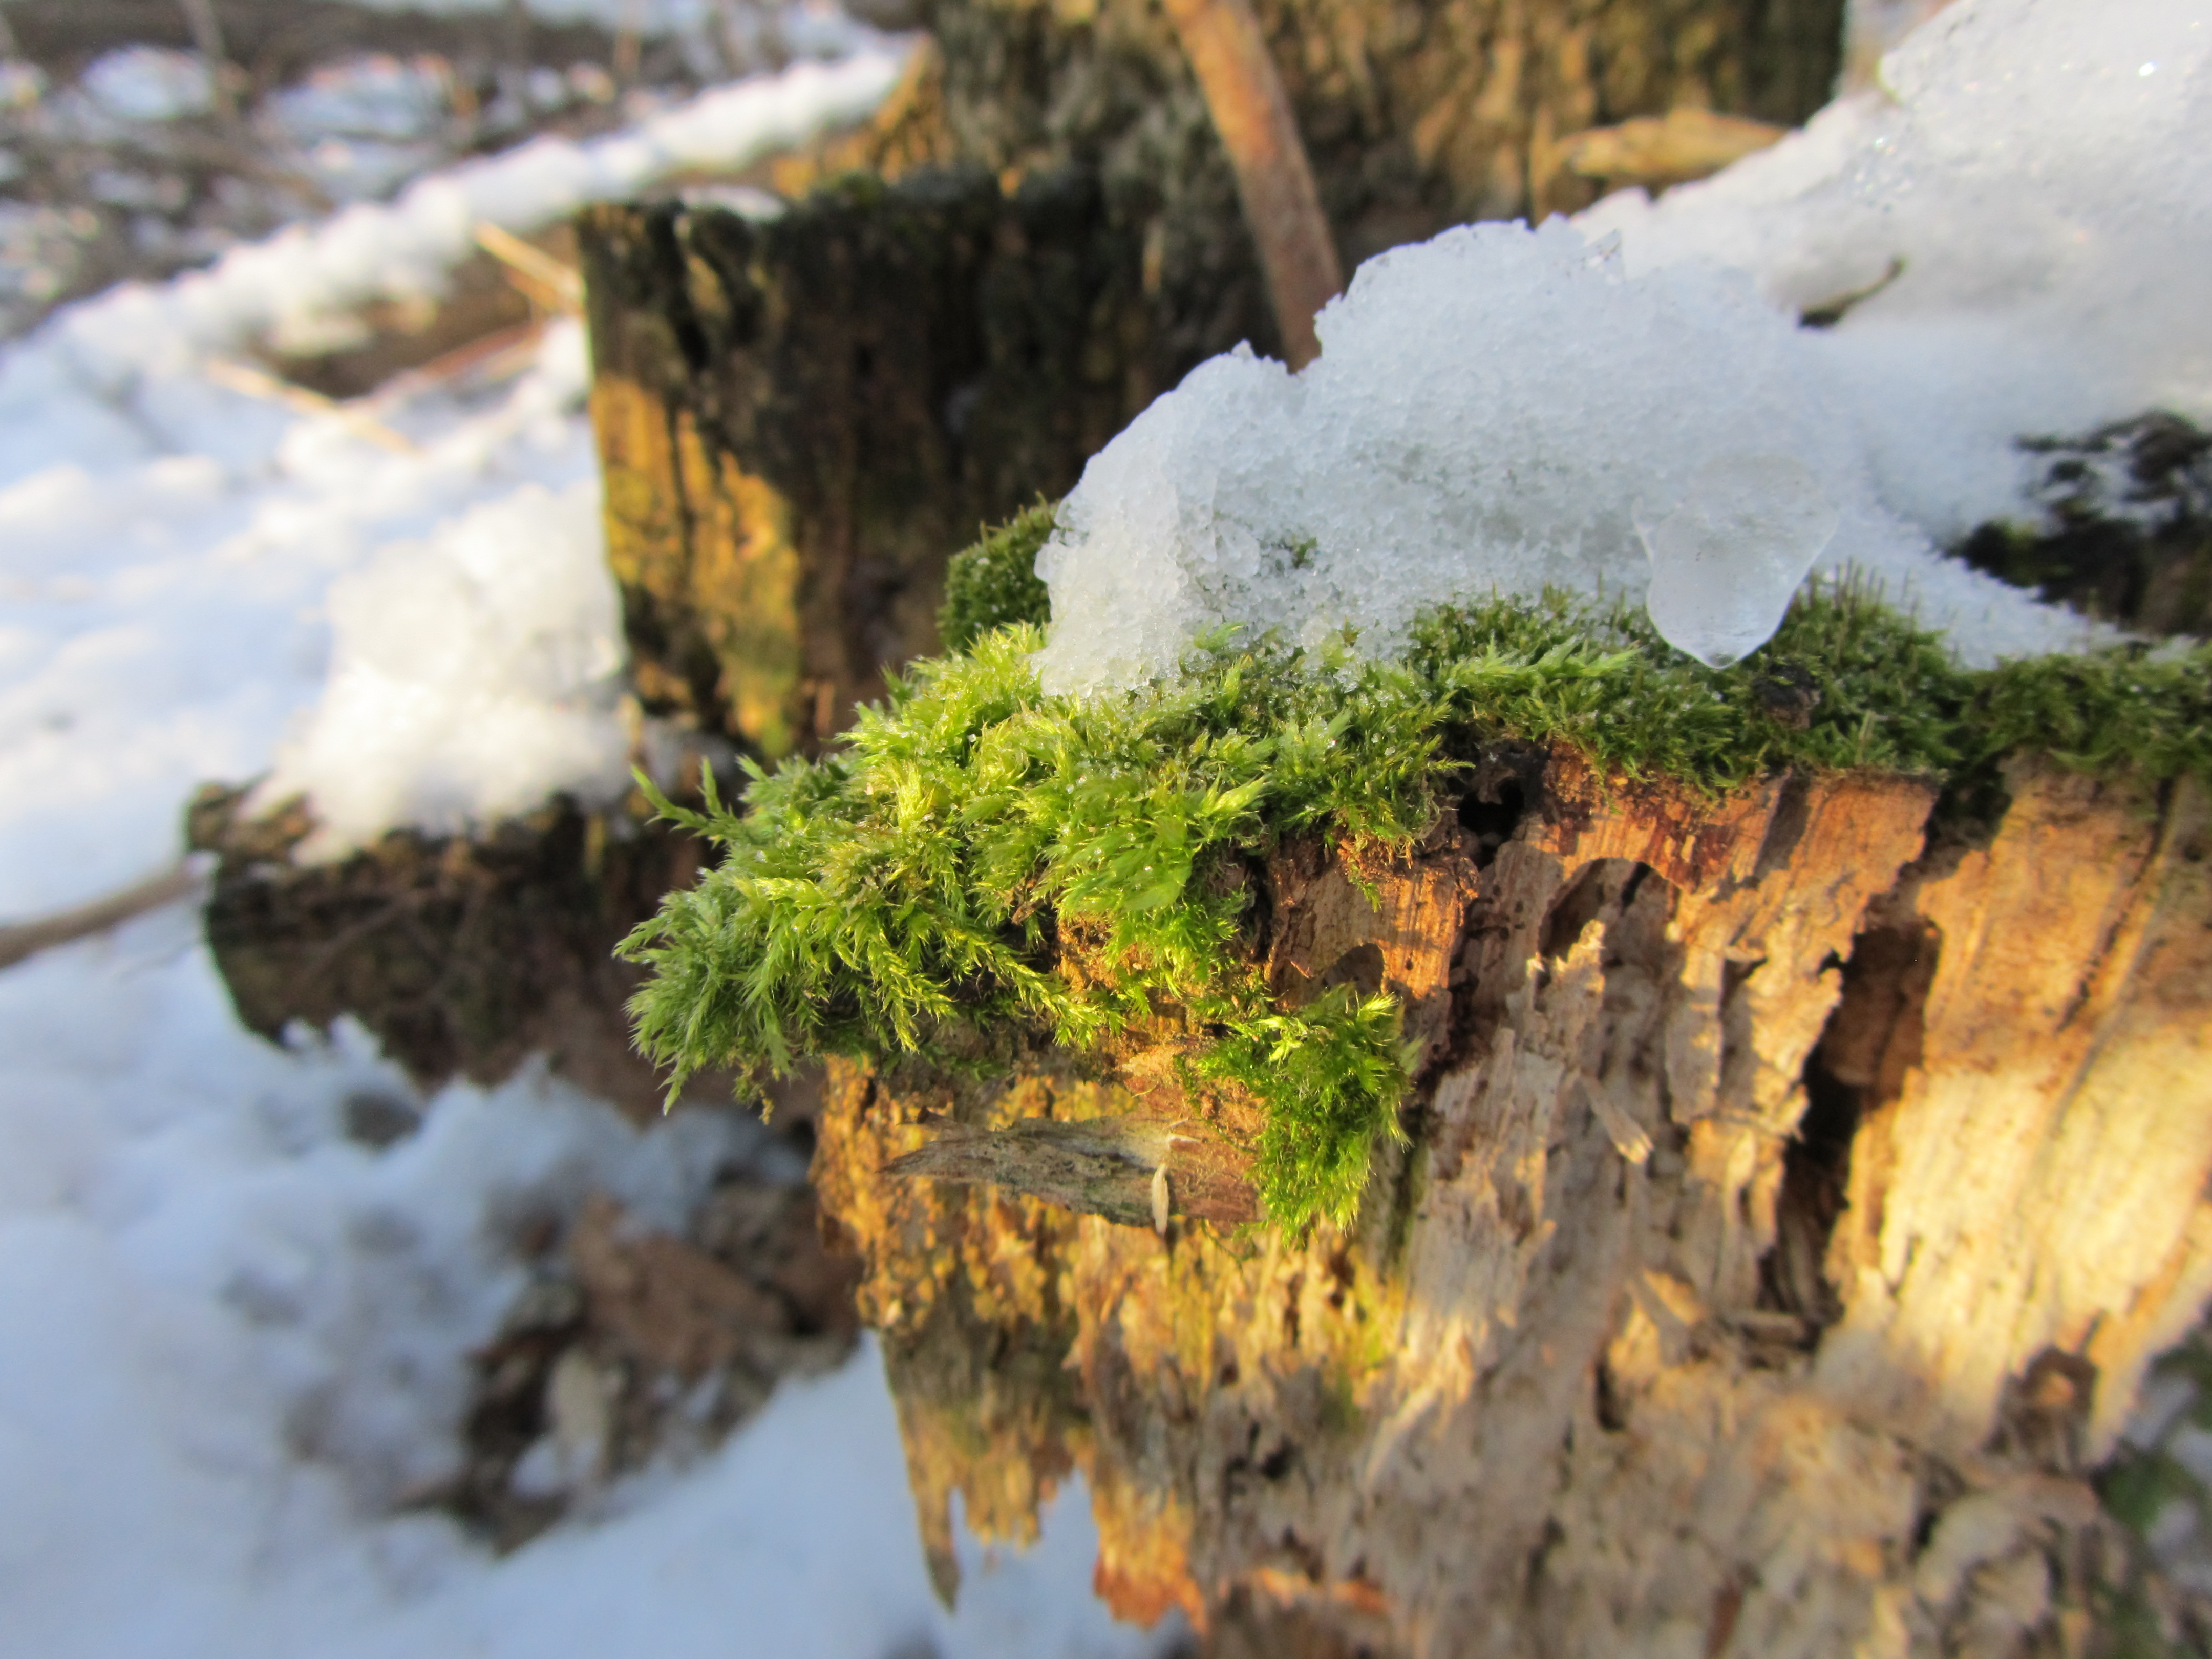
[938,501,1056,653]
[620,582,2212,1235]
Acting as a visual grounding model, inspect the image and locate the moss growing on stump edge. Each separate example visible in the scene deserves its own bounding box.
[937,501,1055,654]
[620,533,2212,1234]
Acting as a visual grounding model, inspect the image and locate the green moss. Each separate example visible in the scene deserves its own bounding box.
[621,580,2211,1235]
[938,501,1055,653]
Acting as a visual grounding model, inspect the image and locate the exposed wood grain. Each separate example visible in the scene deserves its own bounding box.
[816,754,2212,1654]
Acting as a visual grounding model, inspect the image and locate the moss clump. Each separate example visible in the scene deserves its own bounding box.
[621,580,2211,1235]
[938,501,1055,653]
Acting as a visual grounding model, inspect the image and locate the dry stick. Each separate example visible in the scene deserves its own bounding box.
[1160,0,1342,370]
[201,358,419,452]
[176,0,240,125]
[474,221,586,314]
[370,319,551,409]
[0,865,204,973]
[613,0,647,88]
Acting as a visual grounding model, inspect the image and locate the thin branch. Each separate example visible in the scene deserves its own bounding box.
[0,864,205,972]
[201,357,419,452]
[176,0,240,125]
[1160,0,1342,370]
[475,221,586,313]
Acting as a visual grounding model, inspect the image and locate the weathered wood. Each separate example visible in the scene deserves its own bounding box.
[188,782,722,1120]
[814,752,2212,1654]
[816,0,1848,297]
[580,168,1173,755]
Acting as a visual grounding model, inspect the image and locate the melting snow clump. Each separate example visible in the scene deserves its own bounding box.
[1585,0,2212,547]
[1037,0,2205,694]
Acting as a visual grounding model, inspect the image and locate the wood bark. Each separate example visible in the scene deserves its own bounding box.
[813,751,2212,1656]
[187,781,726,1120]
[579,171,1175,756]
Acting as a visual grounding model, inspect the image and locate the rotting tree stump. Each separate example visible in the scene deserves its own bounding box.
[812,750,2212,1656]
[801,0,1845,316]
[578,167,1180,759]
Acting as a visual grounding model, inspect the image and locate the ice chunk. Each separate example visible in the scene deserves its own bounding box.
[1638,455,1839,667]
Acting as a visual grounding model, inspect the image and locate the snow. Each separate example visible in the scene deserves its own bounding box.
[249,441,636,858]
[80,47,217,124]
[270,56,450,146]
[0,48,907,910]
[267,55,451,204]
[14,46,901,385]
[1035,0,2201,693]
[0,918,1155,1659]
[1584,0,2212,545]
[0,318,602,911]
[351,0,840,34]
[0,46,1170,1659]
[340,0,879,70]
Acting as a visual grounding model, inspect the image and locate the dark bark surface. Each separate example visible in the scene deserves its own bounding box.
[580,168,1176,755]
[188,782,720,1119]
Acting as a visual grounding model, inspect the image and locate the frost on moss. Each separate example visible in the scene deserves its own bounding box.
[621,575,2212,1236]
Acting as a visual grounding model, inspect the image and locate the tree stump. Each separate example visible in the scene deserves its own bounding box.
[188,782,726,1120]
[813,749,2212,1655]
[578,168,1177,758]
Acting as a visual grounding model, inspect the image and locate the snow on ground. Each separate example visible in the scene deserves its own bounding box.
[0,46,904,915]
[0,916,1158,1659]
[1034,0,2204,693]
[0,51,1172,1659]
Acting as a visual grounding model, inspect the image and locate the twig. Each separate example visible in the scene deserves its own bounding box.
[1160,0,1342,370]
[0,864,205,973]
[176,0,240,125]
[369,318,551,409]
[474,221,585,314]
[201,357,419,452]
